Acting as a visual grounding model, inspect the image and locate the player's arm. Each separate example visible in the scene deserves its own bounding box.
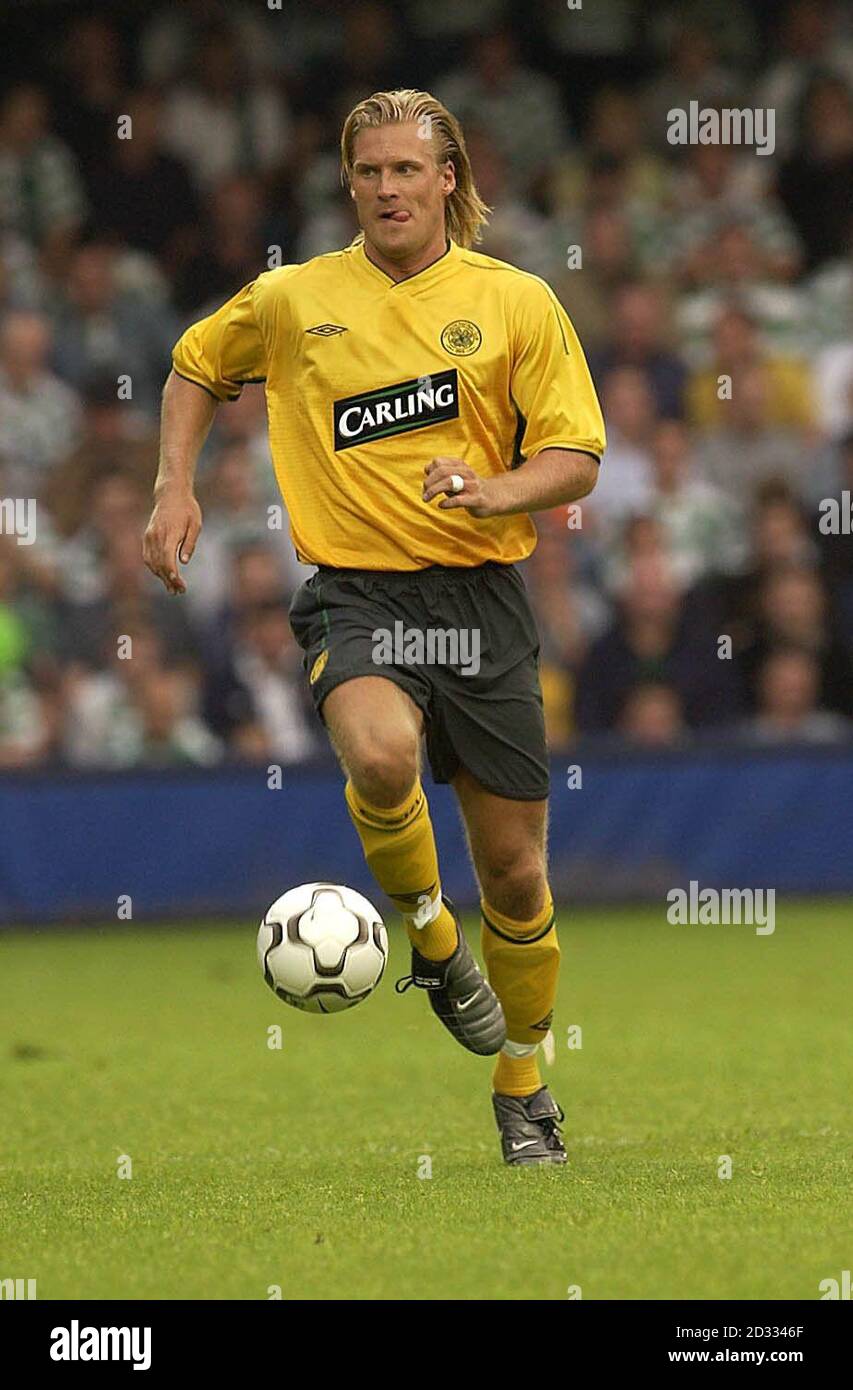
[424,276,605,520]
[423,447,598,517]
[143,372,217,595]
[143,279,267,595]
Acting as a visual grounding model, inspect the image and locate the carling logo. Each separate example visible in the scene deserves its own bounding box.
[334,369,459,449]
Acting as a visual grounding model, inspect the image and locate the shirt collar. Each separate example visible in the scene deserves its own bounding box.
[355,237,460,291]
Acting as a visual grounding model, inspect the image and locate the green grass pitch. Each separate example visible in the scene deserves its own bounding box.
[1,902,850,1301]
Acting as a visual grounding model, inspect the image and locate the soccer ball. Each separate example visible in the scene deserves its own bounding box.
[257,883,388,1013]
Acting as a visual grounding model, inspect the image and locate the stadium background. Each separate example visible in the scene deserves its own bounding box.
[0,0,851,1307]
[1,0,851,919]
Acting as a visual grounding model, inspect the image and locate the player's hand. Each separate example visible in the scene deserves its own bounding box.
[422,458,499,518]
[142,489,202,595]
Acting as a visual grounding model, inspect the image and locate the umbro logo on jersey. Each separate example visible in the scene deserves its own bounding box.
[333,369,459,450]
[306,323,348,336]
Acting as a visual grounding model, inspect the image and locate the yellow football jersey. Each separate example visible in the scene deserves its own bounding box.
[172,238,605,570]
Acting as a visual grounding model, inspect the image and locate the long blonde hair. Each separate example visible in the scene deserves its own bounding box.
[340,88,490,249]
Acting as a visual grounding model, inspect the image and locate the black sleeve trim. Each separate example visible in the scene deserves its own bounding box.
[172,369,226,403]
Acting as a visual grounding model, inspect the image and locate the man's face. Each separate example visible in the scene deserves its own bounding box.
[349,122,455,262]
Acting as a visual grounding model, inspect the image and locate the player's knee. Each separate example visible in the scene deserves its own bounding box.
[346,730,419,807]
[480,848,546,922]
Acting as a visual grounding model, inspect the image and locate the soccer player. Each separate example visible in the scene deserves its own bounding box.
[144,90,605,1165]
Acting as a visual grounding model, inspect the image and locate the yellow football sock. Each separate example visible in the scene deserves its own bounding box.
[493,1048,542,1097]
[345,778,458,961]
[481,892,558,1097]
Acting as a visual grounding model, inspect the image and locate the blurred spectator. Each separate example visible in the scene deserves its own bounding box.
[648,418,745,584]
[86,89,199,276]
[50,241,176,419]
[295,173,360,262]
[465,127,562,281]
[525,523,609,669]
[274,0,358,90]
[753,0,853,159]
[806,241,853,440]
[669,143,779,239]
[140,2,277,85]
[778,75,853,272]
[185,444,297,622]
[62,623,218,768]
[575,554,743,731]
[523,521,609,750]
[677,219,808,367]
[59,522,197,672]
[642,22,738,151]
[554,87,671,225]
[714,481,819,648]
[589,282,687,420]
[203,598,317,761]
[49,468,151,604]
[0,229,44,312]
[199,443,278,551]
[617,681,688,747]
[539,0,646,130]
[651,142,799,327]
[51,16,127,177]
[174,175,269,316]
[194,538,303,667]
[748,646,851,743]
[739,565,853,716]
[161,23,292,190]
[300,2,407,133]
[41,379,157,541]
[0,83,87,264]
[556,202,639,350]
[584,366,655,527]
[438,27,569,197]
[647,0,758,70]
[686,304,816,432]
[807,241,853,350]
[695,364,807,505]
[751,482,819,572]
[816,430,853,641]
[127,669,222,767]
[0,309,82,496]
[409,0,508,51]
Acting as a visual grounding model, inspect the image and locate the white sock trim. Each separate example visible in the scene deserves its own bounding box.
[502,1031,556,1065]
[502,1039,539,1059]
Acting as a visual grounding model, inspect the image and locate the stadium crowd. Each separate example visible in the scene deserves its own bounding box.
[1,0,852,769]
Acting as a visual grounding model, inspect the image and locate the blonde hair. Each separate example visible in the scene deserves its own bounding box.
[340,88,490,249]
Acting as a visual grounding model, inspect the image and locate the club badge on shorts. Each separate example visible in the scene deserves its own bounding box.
[309,649,329,685]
